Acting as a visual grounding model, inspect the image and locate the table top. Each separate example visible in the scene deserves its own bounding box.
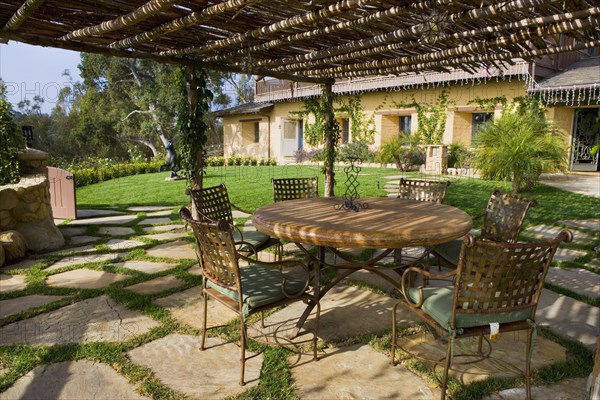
[252,197,473,248]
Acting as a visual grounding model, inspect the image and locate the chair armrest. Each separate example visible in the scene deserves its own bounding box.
[400,266,456,308]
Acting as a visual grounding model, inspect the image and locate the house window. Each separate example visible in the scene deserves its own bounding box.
[254,122,260,143]
[341,118,350,144]
[399,115,411,136]
[471,112,493,142]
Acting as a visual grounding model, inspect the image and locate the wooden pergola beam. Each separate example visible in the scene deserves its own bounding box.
[2,0,46,31]
[60,0,179,41]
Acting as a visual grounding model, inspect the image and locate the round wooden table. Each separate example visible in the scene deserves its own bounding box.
[252,196,473,249]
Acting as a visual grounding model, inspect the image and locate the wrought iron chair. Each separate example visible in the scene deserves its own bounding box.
[393,178,451,272]
[188,184,281,259]
[272,177,319,202]
[432,190,537,269]
[392,230,572,399]
[179,207,320,385]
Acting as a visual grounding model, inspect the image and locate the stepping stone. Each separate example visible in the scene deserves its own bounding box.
[105,239,146,250]
[0,360,150,400]
[47,269,129,289]
[154,287,236,329]
[537,288,599,350]
[251,284,411,342]
[146,240,196,259]
[400,330,566,385]
[67,215,137,225]
[187,263,201,276]
[128,335,261,397]
[77,209,126,218]
[0,295,160,345]
[125,275,184,295]
[0,294,66,319]
[552,247,587,262]
[0,274,27,293]
[232,210,250,218]
[1,258,42,271]
[59,227,87,237]
[98,226,135,236]
[483,377,587,400]
[143,231,189,241]
[44,244,96,256]
[524,224,590,240]
[146,210,173,217]
[139,217,172,225]
[113,260,177,274]
[586,258,600,270]
[69,235,101,245]
[142,224,184,233]
[291,344,439,399]
[558,218,600,231]
[46,252,126,271]
[127,206,173,212]
[546,267,599,298]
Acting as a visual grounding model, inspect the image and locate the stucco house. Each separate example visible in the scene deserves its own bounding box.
[216,52,600,172]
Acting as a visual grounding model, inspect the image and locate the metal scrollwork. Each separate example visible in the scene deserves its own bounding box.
[336,157,368,212]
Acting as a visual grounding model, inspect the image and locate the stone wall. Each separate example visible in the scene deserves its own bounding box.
[0,149,64,252]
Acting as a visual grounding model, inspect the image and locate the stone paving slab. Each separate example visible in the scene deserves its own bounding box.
[128,334,261,396]
[537,288,599,350]
[113,260,177,274]
[187,263,201,275]
[77,209,126,218]
[146,210,173,217]
[524,224,591,240]
[0,295,160,345]
[59,227,87,237]
[0,294,67,319]
[125,275,184,295]
[127,206,173,212]
[291,344,440,399]
[552,247,588,262]
[1,258,42,271]
[483,377,587,399]
[0,274,27,293]
[44,244,97,256]
[67,214,138,225]
[586,258,600,270]
[46,269,130,289]
[546,267,599,298]
[98,226,135,236]
[232,210,250,218]
[558,218,600,231]
[105,239,146,250]
[142,224,184,233]
[0,360,150,400]
[401,330,565,384]
[146,240,196,259]
[250,284,413,342]
[69,235,101,245]
[45,252,126,271]
[153,287,237,329]
[139,217,172,225]
[142,231,189,241]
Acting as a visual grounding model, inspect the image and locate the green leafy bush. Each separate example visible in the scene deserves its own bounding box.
[70,160,163,187]
[337,142,377,162]
[0,96,24,185]
[375,134,424,171]
[447,142,470,168]
[471,100,567,193]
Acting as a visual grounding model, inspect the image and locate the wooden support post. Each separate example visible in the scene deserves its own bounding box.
[183,64,207,191]
[322,81,337,197]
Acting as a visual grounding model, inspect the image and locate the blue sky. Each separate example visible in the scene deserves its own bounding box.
[0,42,82,113]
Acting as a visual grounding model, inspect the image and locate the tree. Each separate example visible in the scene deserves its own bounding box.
[0,82,25,185]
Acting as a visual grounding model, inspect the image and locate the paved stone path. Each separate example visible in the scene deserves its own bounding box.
[0,206,597,399]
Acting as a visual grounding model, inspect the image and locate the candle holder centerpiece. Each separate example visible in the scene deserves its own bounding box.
[336,157,368,212]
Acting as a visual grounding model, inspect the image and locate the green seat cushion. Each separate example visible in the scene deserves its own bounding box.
[408,287,533,331]
[433,239,462,266]
[207,265,306,316]
[232,230,272,252]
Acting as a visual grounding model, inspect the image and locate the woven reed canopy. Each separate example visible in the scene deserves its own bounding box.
[1,1,599,82]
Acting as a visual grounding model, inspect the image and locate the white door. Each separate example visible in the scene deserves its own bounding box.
[281,119,299,156]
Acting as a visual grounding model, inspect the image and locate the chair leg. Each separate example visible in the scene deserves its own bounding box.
[260,310,265,328]
[200,288,208,351]
[240,317,247,386]
[391,302,400,365]
[525,327,533,400]
[441,337,453,400]
[313,301,321,361]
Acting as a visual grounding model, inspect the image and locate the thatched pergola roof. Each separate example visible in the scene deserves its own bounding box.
[1,0,599,83]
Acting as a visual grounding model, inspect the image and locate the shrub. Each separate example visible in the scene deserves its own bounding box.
[337,141,377,163]
[60,159,163,187]
[471,100,567,193]
[0,97,24,185]
[376,135,424,171]
[447,142,469,168]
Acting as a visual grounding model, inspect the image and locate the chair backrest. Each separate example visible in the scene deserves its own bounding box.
[480,190,537,243]
[188,184,234,225]
[397,178,450,204]
[179,207,240,294]
[452,230,571,324]
[272,177,319,202]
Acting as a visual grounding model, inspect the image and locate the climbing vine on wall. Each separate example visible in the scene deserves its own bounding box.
[393,90,451,145]
[291,97,324,146]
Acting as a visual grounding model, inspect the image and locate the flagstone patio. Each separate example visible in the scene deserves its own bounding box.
[0,207,597,399]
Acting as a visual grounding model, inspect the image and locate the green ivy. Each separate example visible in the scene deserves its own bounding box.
[291,98,324,146]
[337,95,377,144]
[0,93,24,185]
[394,90,450,145]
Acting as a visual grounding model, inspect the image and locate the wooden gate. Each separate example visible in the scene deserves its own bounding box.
[48,167,77,219]
[570,108,600,172]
